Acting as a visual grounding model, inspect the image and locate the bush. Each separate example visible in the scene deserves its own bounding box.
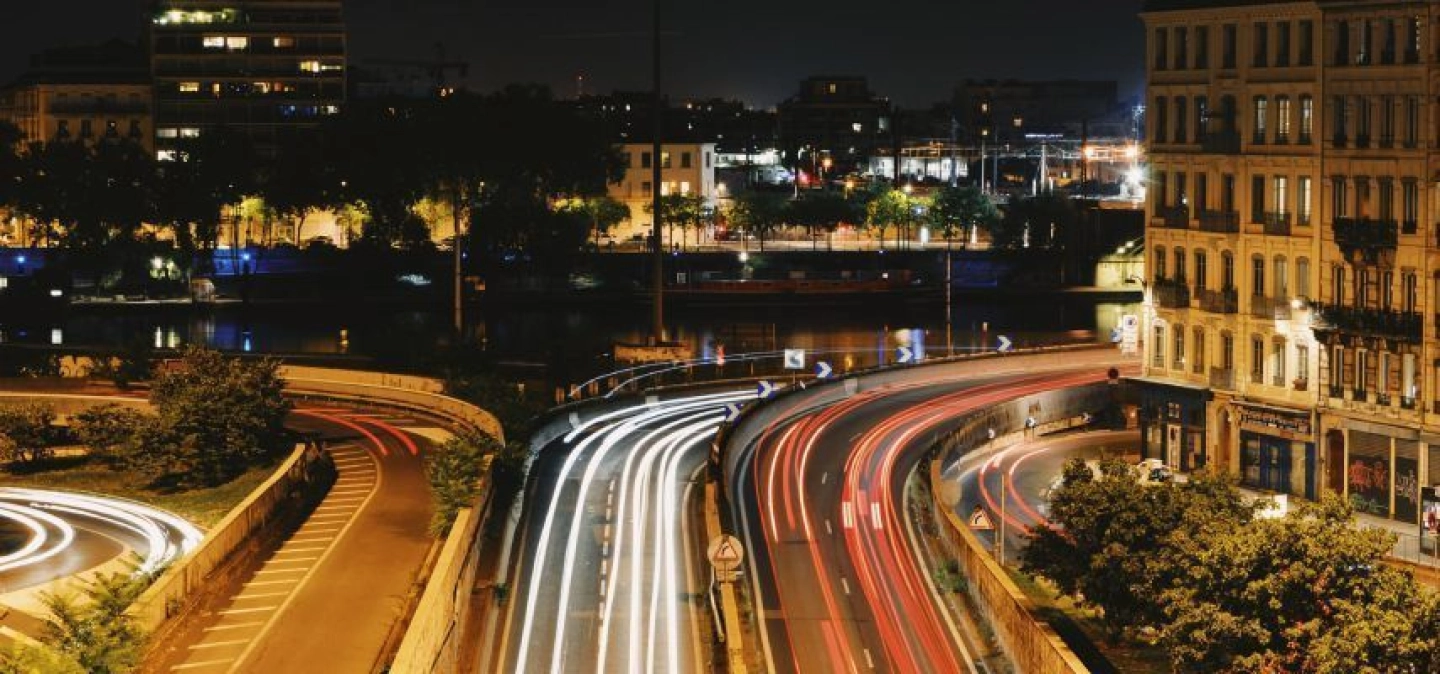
[86,341,156,390]
[71,404,148,470]
[37,564,150,674]
[425,431,502,535]
[0,403,60,468]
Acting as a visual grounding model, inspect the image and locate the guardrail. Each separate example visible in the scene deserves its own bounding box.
[278,366,503,443]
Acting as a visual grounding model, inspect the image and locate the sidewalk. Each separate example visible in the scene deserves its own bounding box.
[1231,486,1439,573]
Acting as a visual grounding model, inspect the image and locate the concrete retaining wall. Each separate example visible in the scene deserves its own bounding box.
[279,366,503,443]
[389,499,484,674]
[128,441,334,632]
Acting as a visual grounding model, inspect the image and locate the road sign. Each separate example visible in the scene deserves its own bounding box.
[707,534,745,574]
[1119,314,1140,355]
[968,506,995,530]
[997,335,1013,353]
[723,403,742,423]
[815,361,833,379]
[756,380,778,399]
[897,346,914,364]
[783,349,806,370]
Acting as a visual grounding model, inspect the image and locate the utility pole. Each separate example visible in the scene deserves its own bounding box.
[650,0,665,344]
[949,114,959,188]
[453,184,464,337]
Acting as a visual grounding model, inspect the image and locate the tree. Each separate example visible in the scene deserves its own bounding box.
[1021,459,1254,641]
[1161,496,1437,673]
[787,192,860,251]
[864,189,917,250]
[927,185,998,249]
[147,347,292,487]
[38,566,149,674]
[646,194,704,250]
[425,431,502,534]
[0,643,85,674]
[727,192,787,250]
[72,404,149,470]
[993,194,1078,250]
[0,403,60,468]
[558,196,629,248]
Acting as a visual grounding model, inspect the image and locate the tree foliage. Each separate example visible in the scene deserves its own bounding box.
[71,405,149,470]
[425,431,502,534]
[864,189,920,249]
[993,194,1078,250]
[926,185,998,247]
[145,347,292,487]
[726,192,788,249]
[36,566,150,674]
[0,403,60,468]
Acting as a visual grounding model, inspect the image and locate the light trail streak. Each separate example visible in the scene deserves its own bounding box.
[0,488,203,577]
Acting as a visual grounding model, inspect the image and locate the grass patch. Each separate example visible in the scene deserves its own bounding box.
[0,457,275,529]
[1008,567,1170,674]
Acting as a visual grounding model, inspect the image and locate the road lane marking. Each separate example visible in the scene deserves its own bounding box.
[234,592,292,600]
[272,547,328,555]
[242,579,301,587]
[189,640,249,650]
[254,568,306,575]
[264,557,319,565]
[840,577,850,595]
[217,606,278,615]
[825,519,833,535]
[864,648,875,669]
[203,622,263,631]
[870,502,883,530]
[842,502,855,529]
[821,471,828,484]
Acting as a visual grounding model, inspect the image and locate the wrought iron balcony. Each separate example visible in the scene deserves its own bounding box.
[1156,206,1191,229]
[1201,130,1241,154]
[1197,287,1239,314]
[1262,211,1292,236]
[1329,384,1345,399]
[1198,210,1240,233]
[1154,278,1191,309]
[1250,295,1292,321]
[1332,217,1398,264]
[1209,367,1235,390]
[1311,303,1422,343]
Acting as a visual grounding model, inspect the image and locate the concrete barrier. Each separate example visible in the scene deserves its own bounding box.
[390,498,483,674]
[128,441,334,633]
[279,366,503,443]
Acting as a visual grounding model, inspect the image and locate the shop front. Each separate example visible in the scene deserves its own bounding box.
[1235,402,1316,500]
[1341,421,1428,524]
[1132,378,1208,472]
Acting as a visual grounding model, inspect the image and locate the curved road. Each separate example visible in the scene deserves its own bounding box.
[732,351,1130,674]
[499,390,754,674]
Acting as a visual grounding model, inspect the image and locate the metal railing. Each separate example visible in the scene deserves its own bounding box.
[1198,287,1240,314]
[1198,210,1240,233]
[1311,303,1422,342]
[1155,279,1192,309]
[1157,206,1191,229]
[1250,295,1292,320]
[1201,130,1241,154]
[1262,211,1292,236]
[1209,367,1235,390]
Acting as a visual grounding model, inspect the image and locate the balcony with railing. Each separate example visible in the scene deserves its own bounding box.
[1198,210,1240,233]
[1332,217,1398,264]
[1311,303,1422,343]
[1201,130,1241,154]
[1154,278,1192,309]
[1250,295,1293,321]
[1156,206,1191,229]
[1209,367,1235,390]
[1262,211,1292,236]
[1197,286,1239,314]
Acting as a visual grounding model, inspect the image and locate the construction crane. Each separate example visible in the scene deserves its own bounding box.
[365,42,469,96]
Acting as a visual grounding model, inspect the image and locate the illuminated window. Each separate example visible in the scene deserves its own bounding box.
[179,128,201,138]
[252,82,271,94]
[226,37,248,50]
[203,36,225,49]
[299,60,321,73]
[828,83,837,94]
[320,63,343,72]
[179,82,200,93]
[680,181,691,194]
[156,150,177,161]
[852,122,863,133]
[157,127,178,138]
[273,36,295,48]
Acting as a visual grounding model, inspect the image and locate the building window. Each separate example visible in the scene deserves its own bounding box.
[1332,265,1346,306]
[1331,176,1348,218]
[1405,97,1420,147]
[225,36,248,50]
[1404,272,1418,312]
[1272,340,1287,386]
[1174,324,1186,370]
[681,152,692,168]
[299,60,321,73]
[1195,96,1209,141]
[1252,96,1267,144]
[1382,270,1395,310]
[1274,256,1289,298]
[1296,344,1309,387]
[1222,251,1235,289]
[1359,19,1373,64]
[1223,24,1237,68]
[273,36,295,48]
[1196,26,1210,68]
[1297,257,1310,298]
[1251,336,1265,383]
[1193,328,1206,373]
[1355,349,1369,396]
[1252,255,1267,297]
[1154,96,1168,144]
[1222,332,1235,370]
[1155,28,1169,70]
[1299,20,1314,65]
[157,127,178,139]
[1383,18,1397,64]
[1175,27,1189,69]
[1175,247,1187,283]
[661,152,672,169]
[1332,95,1348,144]
[1330,344,1345,395]
[1273,176,1288,216]
[1175,171,1188,207]
[1275,96,1291,143]
[1195,173,1209,211]
[705,152,711,168]
[1251,174,1265,222]
[1402,352,1417,404]
[1175,97,1188,143]
[1195,250,1208,290]
[1298,176,1312,225]
[1378,178,1394,222]
[1335,20,1351,65]
[203,36,225,49]
[1155,246,1168,280]
[1356,96,1372,144]
[641,152,652,169]
[680,181,691,195]
[1254,22,1269,67]
[1153,326,1166,368]
[1357,268,1372,308]
[1299,95,1313,144]
[1380,96,1396,146]
[1276,21,1291,67]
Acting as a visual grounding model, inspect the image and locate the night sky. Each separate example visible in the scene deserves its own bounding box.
[5,0,1146,108]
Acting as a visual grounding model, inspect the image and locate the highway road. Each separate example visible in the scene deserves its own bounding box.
[731,351,1130,674]
[153,403,441,674]
[955,430,1140,556]
[499,390,754,674]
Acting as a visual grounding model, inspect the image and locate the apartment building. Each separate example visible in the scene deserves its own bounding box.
[1140,0,1440,526]
[148,1,346,158]
[606,143,718,241]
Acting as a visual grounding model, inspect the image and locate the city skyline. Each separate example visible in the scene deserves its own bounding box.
[4,0,1147,108]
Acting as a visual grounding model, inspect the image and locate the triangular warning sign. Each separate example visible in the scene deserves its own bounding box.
[715,539,741,562]
[968,506,994,530]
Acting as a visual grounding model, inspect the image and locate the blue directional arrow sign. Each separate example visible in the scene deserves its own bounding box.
[724,403,742,422]
[896,346,914,364]
[997,335,1013,353]
[815,361,833,379]
[756,380,778,399]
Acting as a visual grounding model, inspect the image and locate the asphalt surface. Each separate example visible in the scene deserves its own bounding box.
[731,351,1131,674]
[152,404,440,674]
[498,390,753,674]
